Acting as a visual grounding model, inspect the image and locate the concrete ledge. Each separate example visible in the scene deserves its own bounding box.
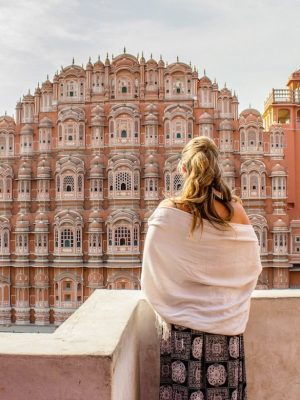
[0,290,299,400]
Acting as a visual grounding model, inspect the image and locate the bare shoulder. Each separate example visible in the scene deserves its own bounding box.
[229,199,251,225]
[158,198,176,208]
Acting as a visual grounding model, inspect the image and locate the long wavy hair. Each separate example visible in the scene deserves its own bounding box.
[174,136,240,233]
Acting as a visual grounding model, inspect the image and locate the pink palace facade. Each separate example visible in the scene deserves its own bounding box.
[0,51,298,326]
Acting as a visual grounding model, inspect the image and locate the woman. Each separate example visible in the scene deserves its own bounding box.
[141,136,262,400]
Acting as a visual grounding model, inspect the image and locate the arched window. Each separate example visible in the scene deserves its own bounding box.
[108,163,140,199]
[54,274,83,309]
[273,233,287,254]
[0,225,10,255]
[34,233,48,255]
[106,212,140,255]
[90,178,103,200]
[88,233,102,255]
[66,80,78,98]
[165,173,171,193]
[0,133,14,157]
[53,211,83,256]
[61,229,73,248]
[272,176,286,198]
[115,226,131,247]
[56,157,84,201]
[145,177,159,200]
[16,233,29,254]
[63,176,75,192]
[278,109,290,124]
[173,173,184,193]
[145,125,158,145]
[57,107,85,148]
[116,171,131,191]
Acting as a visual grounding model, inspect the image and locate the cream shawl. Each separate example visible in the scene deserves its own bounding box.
[141,206,262,335]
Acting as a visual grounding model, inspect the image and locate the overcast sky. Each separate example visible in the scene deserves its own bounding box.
[0,0,299,117]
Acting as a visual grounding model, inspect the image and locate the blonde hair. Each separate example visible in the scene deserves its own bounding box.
[174,136,240,233]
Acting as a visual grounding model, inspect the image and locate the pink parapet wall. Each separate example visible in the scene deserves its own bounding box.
[0,290,299,399]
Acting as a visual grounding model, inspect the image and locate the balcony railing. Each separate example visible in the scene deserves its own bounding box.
[265,88,300,108]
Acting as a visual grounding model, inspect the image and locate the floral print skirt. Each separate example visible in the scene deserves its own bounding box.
[160,324,247,400]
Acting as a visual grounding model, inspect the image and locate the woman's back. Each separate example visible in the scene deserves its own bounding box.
[142,203,262,335]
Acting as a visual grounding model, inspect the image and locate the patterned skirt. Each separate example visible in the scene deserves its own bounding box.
[160,324,247,400]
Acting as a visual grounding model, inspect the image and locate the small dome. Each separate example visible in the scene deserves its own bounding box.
[145,103,158,113]
[20,124,34,135]
[89,219,102,230]
[37,158,51,177]
[144,163,159,176]
[222,159,235,174]
[220,87,231,96]
[90,164,104,177]
[271,163,286,174]
[199,76,212,86]
[158,57,165,67]
[16,214,30,230]
[23,91,34,102]
[146,56,157,65]
[39,117,52,128]
[145,113,158,123]
[34,213,49,230]
[91,105,104,116]
[18,161,31,178]
[0,115,15,128]
[144,153,158,165]
[240,108,261,118]
[89,209,102,220]
[199,112,213,123]
[90,156,104,177]
[273,219,288,229]
[94,56,105,68]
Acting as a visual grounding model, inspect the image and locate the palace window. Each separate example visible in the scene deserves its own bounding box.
[91,126,104,147]
[164,171,184,196]
[145,178,159,200]
[18,180,31,201]
[0,226,9,255]
[88,233,102,255]
[56,165,84,201]
[57,121,85,148]
[0,133,14,157]
[273,233,287,254]
[272,176,287,198]
[107,222,140,254]
[39,128,51,151]
[54,212,83,255]
[278,109,290,124]
[63,176,75,192]
[109,115,140,145]
[35,233,48,255]
[37,179,50,201]
[90,178,103,200]
[145,125,158,145]
[55,276,83,308]
[254,226,268,254]
[66,81,77,98]
[108,167,140,199]
[0,168,12,201]
[15,233,29,254]
[270,130,284,155]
